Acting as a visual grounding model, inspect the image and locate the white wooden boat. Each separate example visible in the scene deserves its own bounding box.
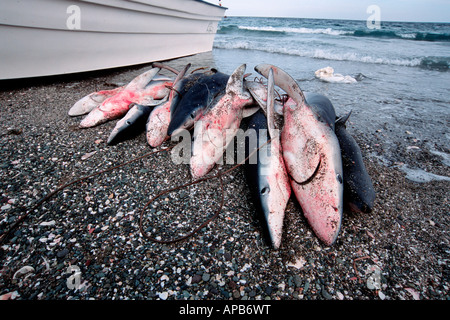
[0,0,227,79]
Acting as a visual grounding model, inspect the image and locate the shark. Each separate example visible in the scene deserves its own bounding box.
[78,68,172,128]
[243,68,291,249]
[190,64,254,179]
[255,64,344,246]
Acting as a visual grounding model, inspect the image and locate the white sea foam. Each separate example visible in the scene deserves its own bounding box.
[238,26,349,36]
[311,49,423,67]
[399,33,417,39]
[213,41,423,67]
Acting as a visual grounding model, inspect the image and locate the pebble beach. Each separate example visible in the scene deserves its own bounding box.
[0,52,449,305]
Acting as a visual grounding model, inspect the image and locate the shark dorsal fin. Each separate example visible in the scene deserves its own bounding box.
[336,110,353,127]
[226,64,249,99]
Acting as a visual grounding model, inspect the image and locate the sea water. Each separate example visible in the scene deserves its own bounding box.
[210,17,449,176]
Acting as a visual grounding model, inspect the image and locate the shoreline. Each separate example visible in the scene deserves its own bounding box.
[0,54,449,300]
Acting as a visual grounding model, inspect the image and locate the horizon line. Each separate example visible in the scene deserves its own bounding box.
[223,15,450,24]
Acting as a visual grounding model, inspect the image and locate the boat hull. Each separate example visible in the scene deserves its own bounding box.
[0,0,226,79]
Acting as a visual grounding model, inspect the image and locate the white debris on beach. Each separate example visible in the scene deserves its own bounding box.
[315,66,357,84]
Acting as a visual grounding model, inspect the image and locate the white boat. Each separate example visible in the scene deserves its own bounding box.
[0,0,227,80]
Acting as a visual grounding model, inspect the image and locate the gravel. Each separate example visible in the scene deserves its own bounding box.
[0,53,448,301]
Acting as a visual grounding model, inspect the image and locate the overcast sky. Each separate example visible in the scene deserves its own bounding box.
[217,0,450,23]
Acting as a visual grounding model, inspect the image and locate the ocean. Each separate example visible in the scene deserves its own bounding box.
[210,16,450,178]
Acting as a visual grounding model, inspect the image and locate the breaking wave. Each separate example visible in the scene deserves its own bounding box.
[237,26,349,36]
[218,25,450,42]
[353,30,450,42]
[213,41,449,70]
[218,25,286,36]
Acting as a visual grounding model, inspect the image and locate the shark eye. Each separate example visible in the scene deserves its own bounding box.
[126,120,132,125]
[261,187,270,195]
[190,112,196,119]
[336,173,343,184]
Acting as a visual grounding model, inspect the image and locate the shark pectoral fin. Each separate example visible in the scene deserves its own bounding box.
[248,89,266,112]
[242,106,260,118]
[150,74,174,82]
[255,64,305,106]
[125,67,161,90]
[266,68,277,139]
[135,94,169,107]
[287,151,322,185]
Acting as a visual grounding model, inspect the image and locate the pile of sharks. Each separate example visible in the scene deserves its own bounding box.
[68,63,375,249]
